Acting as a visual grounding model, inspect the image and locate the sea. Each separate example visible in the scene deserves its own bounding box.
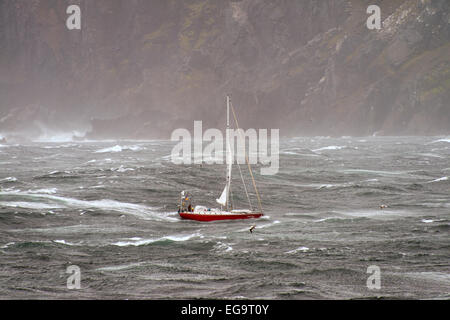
[0,136,449,299]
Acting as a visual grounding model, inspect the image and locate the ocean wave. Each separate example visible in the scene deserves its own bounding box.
[417,153,443,158]
[403,272,450,284]
[236,219,279,232]
[296,178,378,190]
[96,262,145,272]
[95,145,146,153]
[43,144,79,149]
[0,201,63,209]
[285,246,310,254]
[418,202,450,209]
[111,165,135,173]
[314,217,344,223]
[420,218,446,224]
[53,239,77,246]
[48,170,72,175]
[280,147,320,157]
[112,233,202,247]
[0,242,16,249]
[254,220,280,230]
[312,146,346,152]
[0,190,171,221]
[212,241,233,253]
[341,169,406,176]
[27,188,58,194]
[333,209,409,219]
[427,176,448,183]
[430,138,450,144]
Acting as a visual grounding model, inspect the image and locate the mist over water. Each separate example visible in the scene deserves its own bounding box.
[1,0,450,140]
[1,136,449,299]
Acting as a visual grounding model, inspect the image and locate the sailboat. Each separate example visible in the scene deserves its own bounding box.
[178,96,264,221]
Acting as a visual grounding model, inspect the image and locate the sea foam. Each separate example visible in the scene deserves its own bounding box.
[95,145,145,153]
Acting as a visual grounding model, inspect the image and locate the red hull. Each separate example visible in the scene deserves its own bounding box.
[179,212,263,221]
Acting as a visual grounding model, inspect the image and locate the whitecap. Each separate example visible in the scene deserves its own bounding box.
[252,220,280,230]
[312,146,345,152]
[95,145,145,153]
[97,262,144,272]
[0,201,63,209]
[0,190,172,221]
[286,246,310,254]
[0,242,15,249]
[96,145,123,153]
[417,153,443,158]
[28,188,58,194]
[112,165,135,173]
[337,209,409,219]
[342,169,405,176]
[0,177,17,182]
[112,233,201,247]
[430,138,450,144]
[317,184,335,189]
[314,217,342,223]
[427,176,448,183]
[53,239,76,246]
[213,241,233,253]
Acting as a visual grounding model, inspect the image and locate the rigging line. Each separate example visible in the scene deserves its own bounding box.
[230,184,234,210]
[229,101,263,213]
[236,159,253,211]
[232,106,253,211]
[231,111,253,211]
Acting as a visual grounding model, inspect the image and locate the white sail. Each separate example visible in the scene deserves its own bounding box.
[216,185,228,205]
[217,96,233,208]
[217,130,233,206]
[225,131,232,205]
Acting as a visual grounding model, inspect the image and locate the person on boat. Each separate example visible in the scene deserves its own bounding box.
[188,204,193,212]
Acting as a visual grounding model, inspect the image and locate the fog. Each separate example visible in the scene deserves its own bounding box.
[0,0,449,142]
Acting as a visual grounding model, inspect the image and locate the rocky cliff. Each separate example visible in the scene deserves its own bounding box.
[0,0,449,140]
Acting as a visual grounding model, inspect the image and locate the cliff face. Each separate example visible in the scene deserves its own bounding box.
[0,0,449,140]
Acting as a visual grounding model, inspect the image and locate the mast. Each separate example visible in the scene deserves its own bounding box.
[226,95,231,211]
